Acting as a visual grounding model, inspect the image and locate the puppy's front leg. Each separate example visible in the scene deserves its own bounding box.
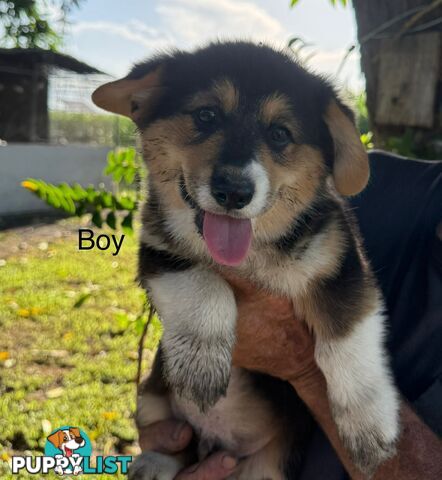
[314,310,399,476]
[147,266,237,411]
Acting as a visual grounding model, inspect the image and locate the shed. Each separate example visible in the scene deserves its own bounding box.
[0,48,103,143]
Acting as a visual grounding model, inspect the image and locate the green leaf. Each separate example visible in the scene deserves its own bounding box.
[114,165,125,183]
[50,184,75,214]
[46,185,61,209]
[104,150,116,176]
[72,183,88,200]
[35,180,48,202]
[86,186,97,203]
[106,211,117,230]
[124,167,136,185]
[117,196,135,211]
[100,192,113,209]
[135,315,147,335]
[121,212,133,235]
[115,311,132,330]
[92,211,103,228]
[73,292,92,309]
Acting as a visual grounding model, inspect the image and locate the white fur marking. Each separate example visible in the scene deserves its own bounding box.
[148,267,236,338]
[241,161,270,217]
[315,310,399,469]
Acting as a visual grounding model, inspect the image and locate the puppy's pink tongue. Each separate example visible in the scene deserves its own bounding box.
[203,212,252,266]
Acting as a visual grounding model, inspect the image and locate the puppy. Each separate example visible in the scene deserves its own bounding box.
[92,41,399,479]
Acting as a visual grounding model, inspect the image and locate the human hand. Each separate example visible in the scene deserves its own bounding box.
[138,419,238,480]
[222,271,319,385]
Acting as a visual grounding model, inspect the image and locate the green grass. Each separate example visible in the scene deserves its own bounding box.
[0,220,162,478]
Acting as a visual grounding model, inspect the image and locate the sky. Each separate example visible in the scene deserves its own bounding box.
[56,0,363,92]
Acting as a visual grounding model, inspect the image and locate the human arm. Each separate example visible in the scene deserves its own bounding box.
[228,273,442,479]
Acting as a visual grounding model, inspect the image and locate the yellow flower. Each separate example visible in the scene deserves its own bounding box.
[88,430,99,441]
[21,180,38,192]
[31,306,45,315]
[63,331,73,341]
[17,308,30,317]
[102,411,118,421]
[0,351,10,361]
[1,452,10,462]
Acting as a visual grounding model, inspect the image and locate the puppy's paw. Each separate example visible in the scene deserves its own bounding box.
[128,452,182,480]
[163,334,233,412]
[341,427,396,477]
[332,395,399,476]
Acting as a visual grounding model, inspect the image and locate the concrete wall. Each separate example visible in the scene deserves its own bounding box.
[0,144,111,217]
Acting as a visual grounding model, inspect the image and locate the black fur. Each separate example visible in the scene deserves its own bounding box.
[128,41,356,171]
[138,244,193,278]
[274,196,339,254]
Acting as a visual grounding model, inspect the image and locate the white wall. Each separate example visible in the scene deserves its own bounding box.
[0,144,112,217]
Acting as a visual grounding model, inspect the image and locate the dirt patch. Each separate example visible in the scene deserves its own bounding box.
[0,218,89,259]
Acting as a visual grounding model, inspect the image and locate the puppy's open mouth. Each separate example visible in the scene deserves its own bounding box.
[180,176,252,266]
[203,212,252,266]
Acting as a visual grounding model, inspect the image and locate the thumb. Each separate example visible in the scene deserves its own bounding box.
[139,420,193,454]
[176,452,238,480]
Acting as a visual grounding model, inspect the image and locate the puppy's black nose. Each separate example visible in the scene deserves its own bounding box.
[211,173,254,210]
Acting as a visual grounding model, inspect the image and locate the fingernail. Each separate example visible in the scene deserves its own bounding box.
[172,421,187,441]
[222,455,237,470]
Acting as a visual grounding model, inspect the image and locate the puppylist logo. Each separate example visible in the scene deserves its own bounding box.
[11,426,132,475]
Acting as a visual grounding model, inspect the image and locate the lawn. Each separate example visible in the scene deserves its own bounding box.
[0,219,162,479]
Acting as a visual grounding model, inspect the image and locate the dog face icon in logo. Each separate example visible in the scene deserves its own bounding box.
[45,426,92,475]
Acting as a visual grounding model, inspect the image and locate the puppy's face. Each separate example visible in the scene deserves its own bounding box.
[93,42,368,265]
[144,78,323,218]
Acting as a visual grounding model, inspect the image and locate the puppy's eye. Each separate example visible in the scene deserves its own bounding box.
[268,125,292,148]
[193,107,220,130]
[198,108,217,123]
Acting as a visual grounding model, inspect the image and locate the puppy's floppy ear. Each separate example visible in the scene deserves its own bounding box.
[324,100,369,196]
[47,430,64,449]
[92,66,164,123]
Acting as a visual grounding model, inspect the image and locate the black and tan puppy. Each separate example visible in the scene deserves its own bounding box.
[92,42,399,479]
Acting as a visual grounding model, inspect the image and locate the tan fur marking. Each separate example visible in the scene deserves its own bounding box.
[141,115,223,210]
[213,78,239,113]
[185,78,239,114]
[255,145,326,242]
[259,93,300,134]
[324,101,369,196]
[141,116,193,210]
